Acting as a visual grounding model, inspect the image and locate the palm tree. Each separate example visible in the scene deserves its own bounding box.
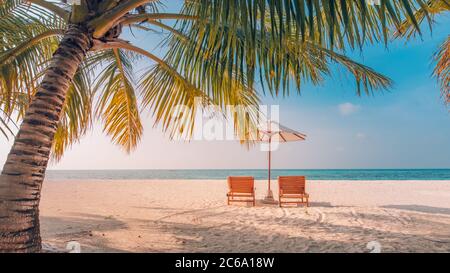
[0,0,428,252]
[395,0,449,105]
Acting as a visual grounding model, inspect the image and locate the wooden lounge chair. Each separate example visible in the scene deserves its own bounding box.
[278,176,309,207]
[227,176,255,206]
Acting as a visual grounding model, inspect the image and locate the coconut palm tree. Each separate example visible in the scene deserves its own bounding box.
[395,0,449,105]
[0,0,428,252]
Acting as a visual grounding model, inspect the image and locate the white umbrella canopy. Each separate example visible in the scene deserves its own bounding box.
[257,120,306,143]
[257,120,306,203]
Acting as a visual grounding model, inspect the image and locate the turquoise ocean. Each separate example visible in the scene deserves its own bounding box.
[46,169,450,180]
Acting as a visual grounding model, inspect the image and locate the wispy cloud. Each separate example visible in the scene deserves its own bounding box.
[356,132,366,140]
[338,102,361,116]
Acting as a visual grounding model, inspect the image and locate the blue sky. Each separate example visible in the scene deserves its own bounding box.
[0,3,448,170]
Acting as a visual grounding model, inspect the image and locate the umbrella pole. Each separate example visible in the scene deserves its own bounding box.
[263,137,276,204]
[268,139,271,191]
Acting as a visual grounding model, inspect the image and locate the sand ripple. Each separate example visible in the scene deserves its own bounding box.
[40,180,450,253]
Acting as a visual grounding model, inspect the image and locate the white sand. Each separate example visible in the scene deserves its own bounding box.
[40,180,450,253]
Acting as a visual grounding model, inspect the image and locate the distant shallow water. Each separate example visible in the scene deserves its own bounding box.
[45,169,450,181]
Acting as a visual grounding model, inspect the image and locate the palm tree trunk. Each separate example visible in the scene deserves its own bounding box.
[0,24,92,253]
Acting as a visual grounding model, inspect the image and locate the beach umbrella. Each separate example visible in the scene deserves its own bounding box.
[258,121,306,203]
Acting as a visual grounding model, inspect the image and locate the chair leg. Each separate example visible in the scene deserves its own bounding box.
[306,197,309,207]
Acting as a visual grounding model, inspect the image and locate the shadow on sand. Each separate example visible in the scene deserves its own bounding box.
[381,205,450,216]
[41,213,130,253]
[41,205,450,253]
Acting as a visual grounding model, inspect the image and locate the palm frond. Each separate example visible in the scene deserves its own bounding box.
[140,63,260,141]
[95,49,143,152]
[0,0,66,117]
[182,0,429,48]
[164,15,393,100]
[165,0,424,98]
[305,43,393,96]
[96,41,260,142]
[0,107,17,140]
[395,0,449,39]
[433,36,450,105]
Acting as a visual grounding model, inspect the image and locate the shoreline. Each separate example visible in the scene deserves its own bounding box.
[40,179,450,252]
[45,179,450,182]
[44,169,450,181]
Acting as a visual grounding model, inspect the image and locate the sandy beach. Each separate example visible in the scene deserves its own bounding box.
[40,180,450,253]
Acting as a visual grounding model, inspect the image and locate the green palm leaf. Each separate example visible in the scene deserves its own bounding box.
[433,36,449,105]
[395,0,449,39]
[0,0,65,116]
[165,0,427,97]
[95,49,143,152]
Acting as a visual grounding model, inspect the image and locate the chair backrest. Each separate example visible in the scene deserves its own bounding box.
[227,176,254,193]
[278,176,306,194]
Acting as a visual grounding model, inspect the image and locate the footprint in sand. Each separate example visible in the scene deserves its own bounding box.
[423,236,450,244]
[382,209,410,226]
[399,212,413,224]
[192,216,203,224]
[350,208,364,226]
[286,207,325,227]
